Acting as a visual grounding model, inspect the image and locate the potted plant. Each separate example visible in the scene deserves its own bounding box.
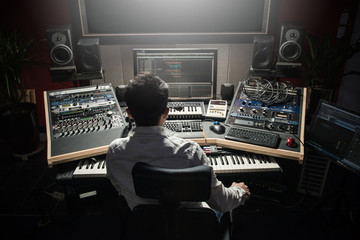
[302,32,360,117]
[0,30,42,155]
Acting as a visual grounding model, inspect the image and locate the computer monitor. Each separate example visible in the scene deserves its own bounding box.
[307,100,360,175]
[133,48,217,101]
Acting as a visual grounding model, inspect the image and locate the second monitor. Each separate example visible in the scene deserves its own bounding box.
[133,48,217,101]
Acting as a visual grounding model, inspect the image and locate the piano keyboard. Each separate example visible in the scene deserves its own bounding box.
[208,153,280,174]
[168,102,205,119]
[73,158,106,178]
[72,153,280,178]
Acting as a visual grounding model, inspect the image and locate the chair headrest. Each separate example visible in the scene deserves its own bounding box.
[132,162,212,202]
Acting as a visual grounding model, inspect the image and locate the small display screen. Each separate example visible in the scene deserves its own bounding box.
[307,101,360,174]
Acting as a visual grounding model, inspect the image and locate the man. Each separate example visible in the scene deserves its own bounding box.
[106,72,250,213]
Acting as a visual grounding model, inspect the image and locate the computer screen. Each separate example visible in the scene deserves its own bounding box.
[307,101,360,175]
[133,48,217,100]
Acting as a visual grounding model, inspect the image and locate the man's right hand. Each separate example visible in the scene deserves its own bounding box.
[231,182,251,200]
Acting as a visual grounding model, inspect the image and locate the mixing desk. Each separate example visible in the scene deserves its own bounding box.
[44,84,126,166]
[44,81,306,167]
[164,120,204,138]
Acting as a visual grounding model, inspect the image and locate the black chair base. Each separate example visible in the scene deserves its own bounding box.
[124,205,228,240]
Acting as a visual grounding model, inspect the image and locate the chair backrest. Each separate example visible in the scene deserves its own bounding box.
[130,162,223,240]
[132,162,212,206]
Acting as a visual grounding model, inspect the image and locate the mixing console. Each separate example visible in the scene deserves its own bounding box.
[164,120,203,133]
[165,102,205,138]
[226,80,303,134]
[223,78,306,152]
[48,84,125,140]
[44,84,126,165]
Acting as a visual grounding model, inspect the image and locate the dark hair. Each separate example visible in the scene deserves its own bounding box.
[124,72,168,126]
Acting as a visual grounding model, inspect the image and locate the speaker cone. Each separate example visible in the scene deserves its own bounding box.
[80,47,100,71]
[279,40,301,62]
[254,47,271,68]
[50,44,73,65]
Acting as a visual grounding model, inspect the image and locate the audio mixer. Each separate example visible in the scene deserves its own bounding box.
[225,77,306,150]
[164,120,204,138]
[226,79,302,134]
[165,101,206,138]
[44,83,126,166]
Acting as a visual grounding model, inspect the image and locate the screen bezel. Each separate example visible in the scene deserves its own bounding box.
[69,0,279,45]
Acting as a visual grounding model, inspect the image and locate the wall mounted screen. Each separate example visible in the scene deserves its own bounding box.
[70,0,276,44]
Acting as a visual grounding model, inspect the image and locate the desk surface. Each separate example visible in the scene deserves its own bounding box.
[45,121,305,167]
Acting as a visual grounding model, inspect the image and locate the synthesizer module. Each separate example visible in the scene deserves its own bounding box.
[44,83,126,166]
[165,101,206,138]
[224,77,306,153]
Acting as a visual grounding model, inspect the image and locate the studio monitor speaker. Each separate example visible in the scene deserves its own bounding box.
[252,35,274,70]
[115,85,127,103]
[46,25,75,68]
[77,38,102,73]
[278,23,304,64]
[46,25,76,82]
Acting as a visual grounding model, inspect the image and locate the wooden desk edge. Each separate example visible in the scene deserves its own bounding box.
[48,145,109,167]
[47,137,304,167]
[192,138,304,163]
[44,91,53,167]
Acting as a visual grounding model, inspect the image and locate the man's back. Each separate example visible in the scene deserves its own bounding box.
[106,126,207,210]
[106,72,249,213]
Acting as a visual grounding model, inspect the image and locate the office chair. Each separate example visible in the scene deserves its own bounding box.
[126,162,231,240]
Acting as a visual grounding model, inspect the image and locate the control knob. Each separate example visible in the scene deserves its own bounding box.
[287,137,297,148]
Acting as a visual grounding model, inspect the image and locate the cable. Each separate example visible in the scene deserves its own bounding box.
[243,77,294,105]
[291,133,305,148]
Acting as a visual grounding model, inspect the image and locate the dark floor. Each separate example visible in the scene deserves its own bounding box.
[1,138,359,240]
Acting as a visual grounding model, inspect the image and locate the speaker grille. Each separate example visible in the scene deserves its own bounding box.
[278,24,303,63]
[80,51,100,71]
[77,38,101,73]
[46,25,75,68]
[279,40,301,62]
[252,35,274,70]
[50,44,73,65]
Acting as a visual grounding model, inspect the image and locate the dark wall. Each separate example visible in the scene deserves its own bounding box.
[1,0,358,127]
[1,0,74,127]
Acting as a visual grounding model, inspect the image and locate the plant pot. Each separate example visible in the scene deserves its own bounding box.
[0,102,40,155]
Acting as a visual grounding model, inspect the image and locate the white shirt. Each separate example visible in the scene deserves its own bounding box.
[106,126,246,212]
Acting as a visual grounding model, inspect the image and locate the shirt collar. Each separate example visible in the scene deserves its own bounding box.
[128,126,175,137]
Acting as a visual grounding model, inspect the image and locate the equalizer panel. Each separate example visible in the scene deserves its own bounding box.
[224,78,306,153]
[44,84,126,166]
[227,83,301,134]
[166,101,206,138]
